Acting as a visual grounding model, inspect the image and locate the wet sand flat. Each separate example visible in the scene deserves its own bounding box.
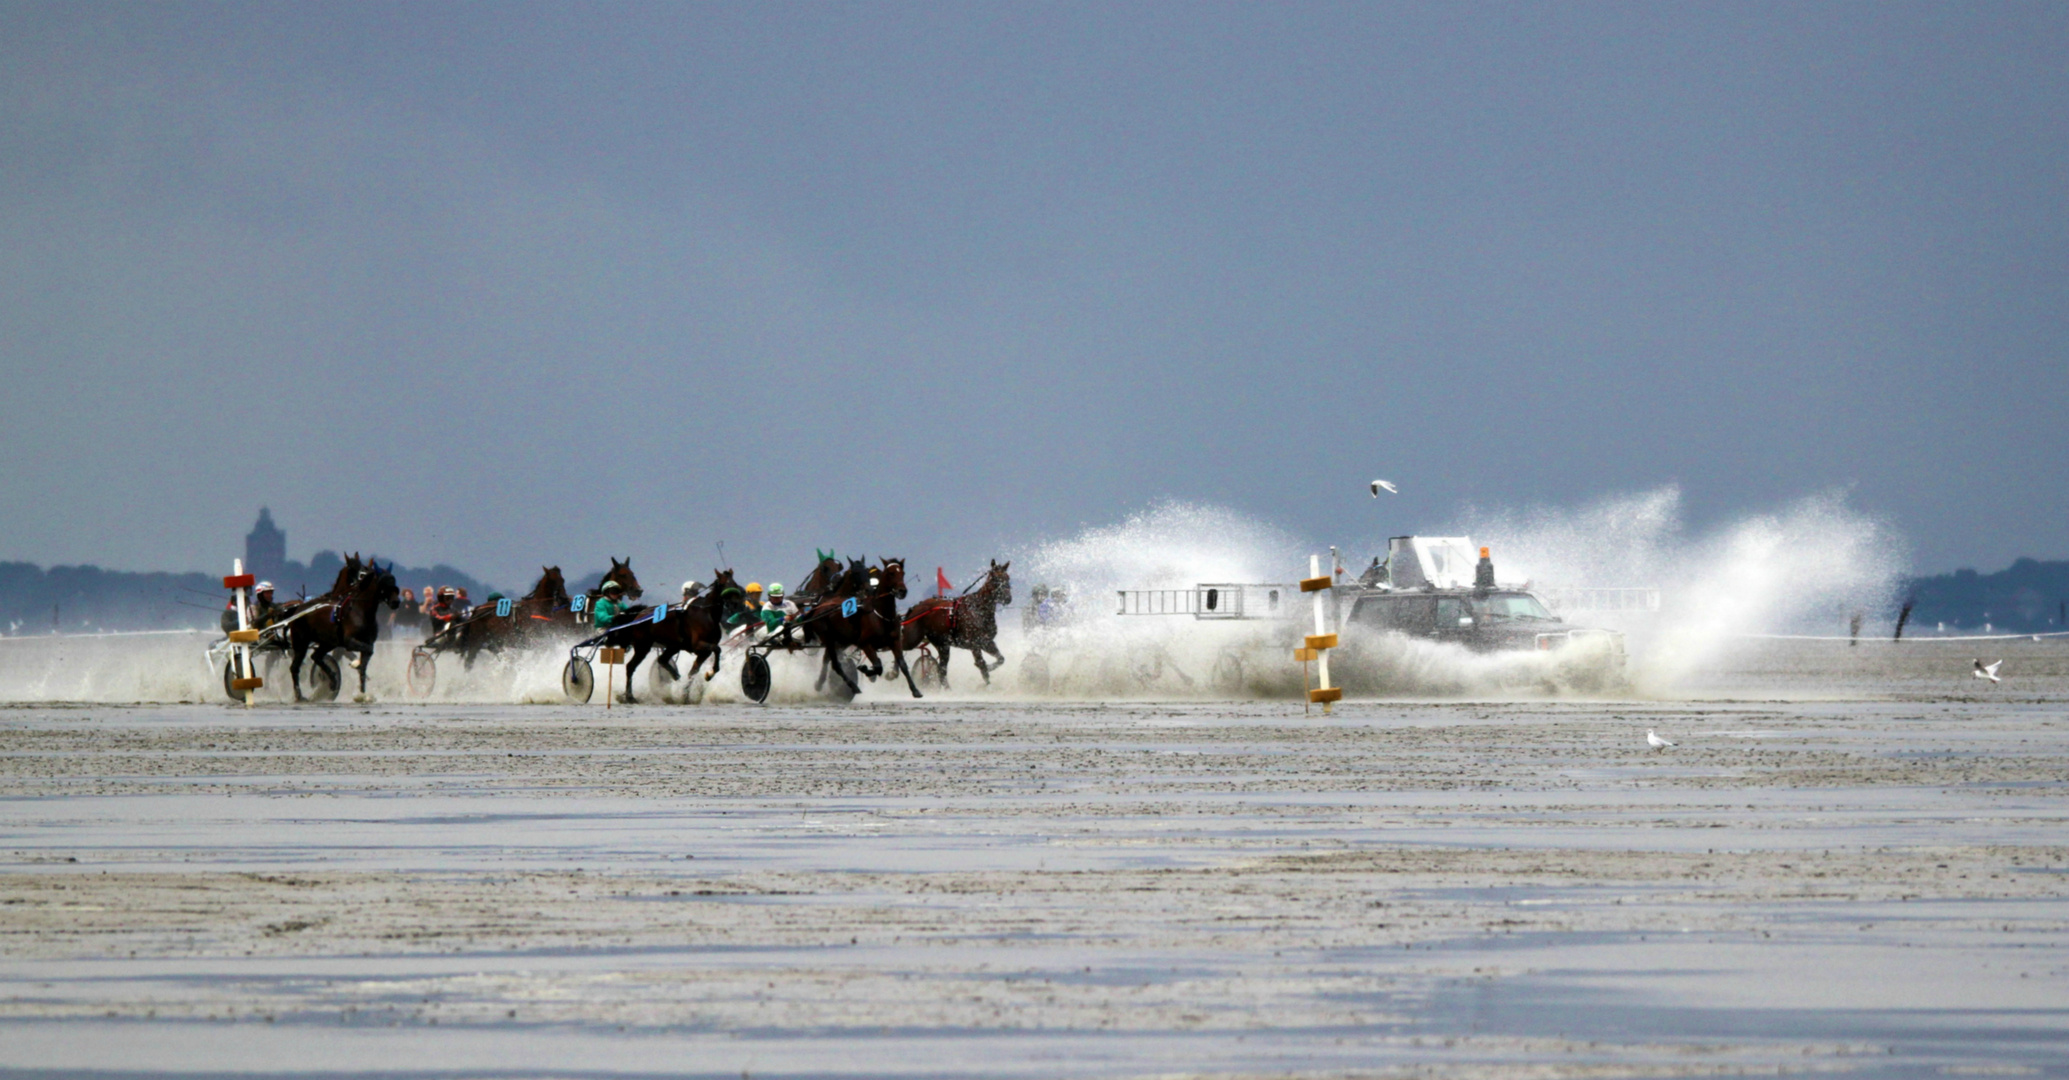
[2,694,2067,1078]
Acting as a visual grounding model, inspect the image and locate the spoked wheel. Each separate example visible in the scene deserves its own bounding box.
[913,650,943,689]
[741,653,773,704]
[563,657,595,703]
[304,654,342,703]
[1020,652,1051,694]
[221,657,245,702]
[1211,652,1245,696]
[650,658,680,703]
[407,650,437,698]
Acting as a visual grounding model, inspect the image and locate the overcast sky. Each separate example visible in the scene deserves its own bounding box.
[2,1,2063,588]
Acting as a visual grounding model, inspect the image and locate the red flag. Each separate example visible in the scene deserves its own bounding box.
[936,567,951,597]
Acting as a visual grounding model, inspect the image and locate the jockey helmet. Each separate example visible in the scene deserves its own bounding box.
[766,583,784,598]
[745,582,762,593]
[602,580,623,593]
[439,587,457,598]
[255,581,272,593]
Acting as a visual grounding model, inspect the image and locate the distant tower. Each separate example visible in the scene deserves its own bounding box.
[245,508,287,583]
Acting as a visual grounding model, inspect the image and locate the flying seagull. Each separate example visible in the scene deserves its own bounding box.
[1973,659,2002,684]
[1646,729,1675,750]
[1370,479,1398,496]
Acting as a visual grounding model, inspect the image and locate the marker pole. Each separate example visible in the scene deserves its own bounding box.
[1297,555,1343,716]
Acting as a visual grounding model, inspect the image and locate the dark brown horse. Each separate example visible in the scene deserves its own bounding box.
[900,559,1012,687]
[324,554,363,600]
[429,567,574,669]
[259,552,360,631]
[801,557,922,698]
[286,558,400,701]
[793,551,843,604]
[586,557,643,604]
[602,569,750,703]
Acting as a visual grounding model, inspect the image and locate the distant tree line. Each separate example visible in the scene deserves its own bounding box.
[0,553,493,634]
[1901,558,2069,633]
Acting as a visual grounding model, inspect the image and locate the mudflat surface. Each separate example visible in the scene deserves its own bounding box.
[2,690,2067,1078]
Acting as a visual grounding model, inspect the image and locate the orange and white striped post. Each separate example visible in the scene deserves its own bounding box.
[1297,554,1341,715]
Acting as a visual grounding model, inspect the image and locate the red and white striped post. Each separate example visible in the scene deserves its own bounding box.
[223,558,263,707]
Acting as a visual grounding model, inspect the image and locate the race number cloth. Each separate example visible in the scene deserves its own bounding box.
[841,597,859,618]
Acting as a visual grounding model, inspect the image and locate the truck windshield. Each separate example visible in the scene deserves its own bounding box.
[1473,593,1554,621]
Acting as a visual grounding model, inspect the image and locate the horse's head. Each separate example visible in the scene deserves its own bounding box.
[534,566,568,603]
[370,561,401,610]
[876,557,908,600]
[604,557,642,600]
[991,559,1013,606]
[330,553,363,596]
[802,551,841,596]
[705,568,749,624]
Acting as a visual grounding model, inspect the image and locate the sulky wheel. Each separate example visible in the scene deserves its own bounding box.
[221,657,244,702]
[1211,652,1245,696]
[406,650,436,698]
[1019,652,1051,694]
[649,658,679,703]
[741,653,772,704]
[562,656,594,704]
[913,651,942,688]
[305,654,343,703]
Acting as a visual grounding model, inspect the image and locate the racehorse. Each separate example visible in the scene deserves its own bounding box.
[324,555,363,600]
[900,559,1012,688]
[286,557,400,701]
[802,557,922,699]
[431,567,574,669]
[604,569,749,703]
[587,557,643,603]
[794,551,843,604]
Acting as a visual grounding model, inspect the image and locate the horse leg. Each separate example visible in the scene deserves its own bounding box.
[622,643,647,704]
[692,633,720,680]
[824,647,862,694]
[928,631,953,689]
[985,642,1008,673]
[970,647,993,686]
[659,648,682,680]
[288,638,308,703]
[893,645,923,699]
[312,644,336,698]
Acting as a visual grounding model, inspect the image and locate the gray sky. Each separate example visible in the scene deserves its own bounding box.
[3,2,2063,588]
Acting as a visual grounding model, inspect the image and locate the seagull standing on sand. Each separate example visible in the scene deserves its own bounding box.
[1371,479,1398,496]
[1647,729,1675,750]
[1973,659,2002,684]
